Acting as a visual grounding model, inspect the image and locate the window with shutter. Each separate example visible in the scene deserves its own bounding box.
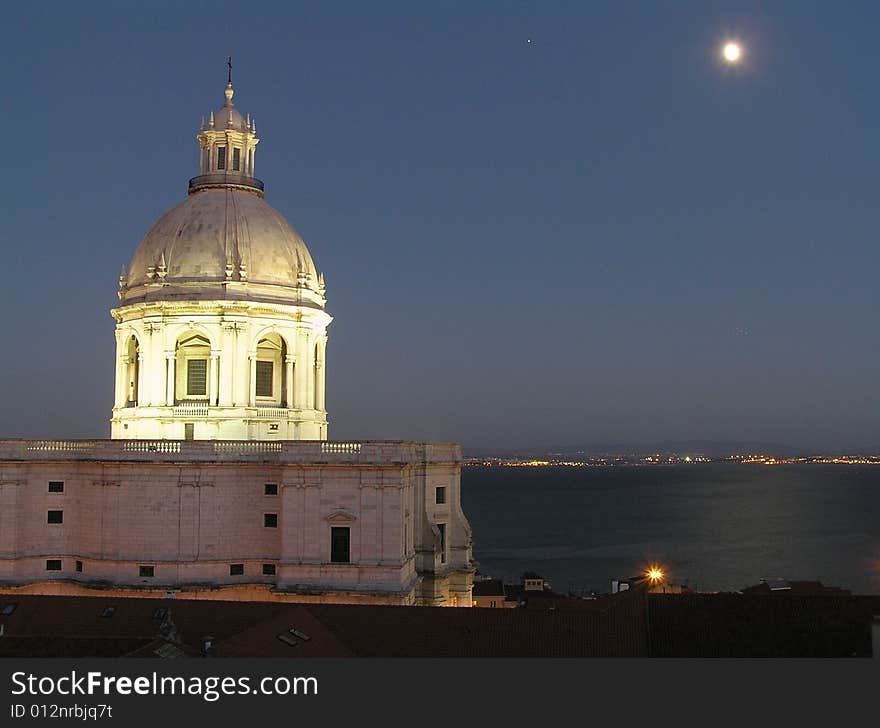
[256,360,273,397]
[187,359,208,396]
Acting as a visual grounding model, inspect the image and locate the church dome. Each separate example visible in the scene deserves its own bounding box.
[122,189,322,304]
[118,77,326,309]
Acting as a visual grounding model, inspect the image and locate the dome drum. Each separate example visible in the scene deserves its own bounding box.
[188,173,264,195]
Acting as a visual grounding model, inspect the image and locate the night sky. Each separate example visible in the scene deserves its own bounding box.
[1,1,877,451]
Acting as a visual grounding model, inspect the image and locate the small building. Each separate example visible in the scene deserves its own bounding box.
[472,579,516,608]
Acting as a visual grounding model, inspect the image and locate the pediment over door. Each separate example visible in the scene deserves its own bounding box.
[324,509,357,524]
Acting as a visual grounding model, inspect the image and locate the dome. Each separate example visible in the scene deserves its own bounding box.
[121,188,324,307]
[212,105,248,132]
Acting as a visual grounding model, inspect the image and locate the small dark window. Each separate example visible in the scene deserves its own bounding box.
[435,486,446,505]
[184,423,195,441]
[48,481,64,493]
[47,510,63,524]
[0,603,17,616]
[330,526,350,563]
[100,605,116,618]
[232,147,241,171]
[217,146,226,170]
[256,360,273,397]
[186,359,208,396]
[46,559,62,571]
[139,565,154,578]
[230,564,244,576]
[438,523,447,564]
[264,513,278,528]
[262,563,276,576]
[264,483,278,496]
[153,608,168,621]
[75,560,83,573]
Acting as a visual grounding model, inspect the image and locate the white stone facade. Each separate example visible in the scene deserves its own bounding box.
[112,78,331,441]
[0,440,474,606]
[111,300,330,440]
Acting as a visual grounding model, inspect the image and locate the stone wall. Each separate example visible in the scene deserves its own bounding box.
[0,440,474,606]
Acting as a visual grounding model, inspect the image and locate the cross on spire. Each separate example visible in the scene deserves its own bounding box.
[227,56,232,85]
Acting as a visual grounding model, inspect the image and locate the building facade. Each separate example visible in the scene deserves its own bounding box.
[0,74,474,606]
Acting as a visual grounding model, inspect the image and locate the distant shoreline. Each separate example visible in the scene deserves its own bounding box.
[464,455,880,467]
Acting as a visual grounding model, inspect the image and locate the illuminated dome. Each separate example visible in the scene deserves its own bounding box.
[122,188,324,307]
[111,72,331,442]
[119,79,325,309]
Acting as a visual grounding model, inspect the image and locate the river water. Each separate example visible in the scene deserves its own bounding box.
[460,464,880,594]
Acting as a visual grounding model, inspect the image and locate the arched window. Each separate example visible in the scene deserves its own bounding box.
[175,334,211,402]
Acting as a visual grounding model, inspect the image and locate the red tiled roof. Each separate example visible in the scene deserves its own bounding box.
[0,591,649,658]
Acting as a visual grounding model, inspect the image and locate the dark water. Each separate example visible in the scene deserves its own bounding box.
[461,465,880,594]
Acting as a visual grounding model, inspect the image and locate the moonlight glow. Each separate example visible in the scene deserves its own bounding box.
[723,42,742,63]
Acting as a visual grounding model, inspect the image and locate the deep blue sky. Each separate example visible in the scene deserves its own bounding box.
[1,1,877,451]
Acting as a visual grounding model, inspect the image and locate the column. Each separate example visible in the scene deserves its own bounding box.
[115,353,127,408]
[315,339,326,411]
[285,356,295,409]
[294,330,308,409]
[165,353,175,406]
[219,325,233,406]
[209,351,220,406]
[314,361,324,412]
[136,353,145,407]
[248,353,257,407]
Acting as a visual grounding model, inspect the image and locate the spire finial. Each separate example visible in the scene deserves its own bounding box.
[224,56,235,106]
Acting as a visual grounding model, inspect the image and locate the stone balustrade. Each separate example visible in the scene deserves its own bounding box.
[0,439,460,464]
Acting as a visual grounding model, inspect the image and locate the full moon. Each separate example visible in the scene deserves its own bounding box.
[723,42,742,63]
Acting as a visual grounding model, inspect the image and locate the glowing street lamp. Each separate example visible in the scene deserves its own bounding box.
[645,566,665,585]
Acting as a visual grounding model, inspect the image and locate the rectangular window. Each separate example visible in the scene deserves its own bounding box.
[264,483,278,496]
[256,360,273,397]
[186,359,208,396]
[100,606,115,618]
[75,560,83,573]
[47,510,63,524]
[217,146,226,170]
[0,603,17,616]
[330,526,351,563]
[232,147,241,171]
[46,560,62,571]
[435,486,446,504]
[184,423,195,441]
[48,481,64,493]
[229,564,244,576]
[264,513,278,528]
[139,565,154,578]
[438,523,447,564]
[262,563,276,576]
